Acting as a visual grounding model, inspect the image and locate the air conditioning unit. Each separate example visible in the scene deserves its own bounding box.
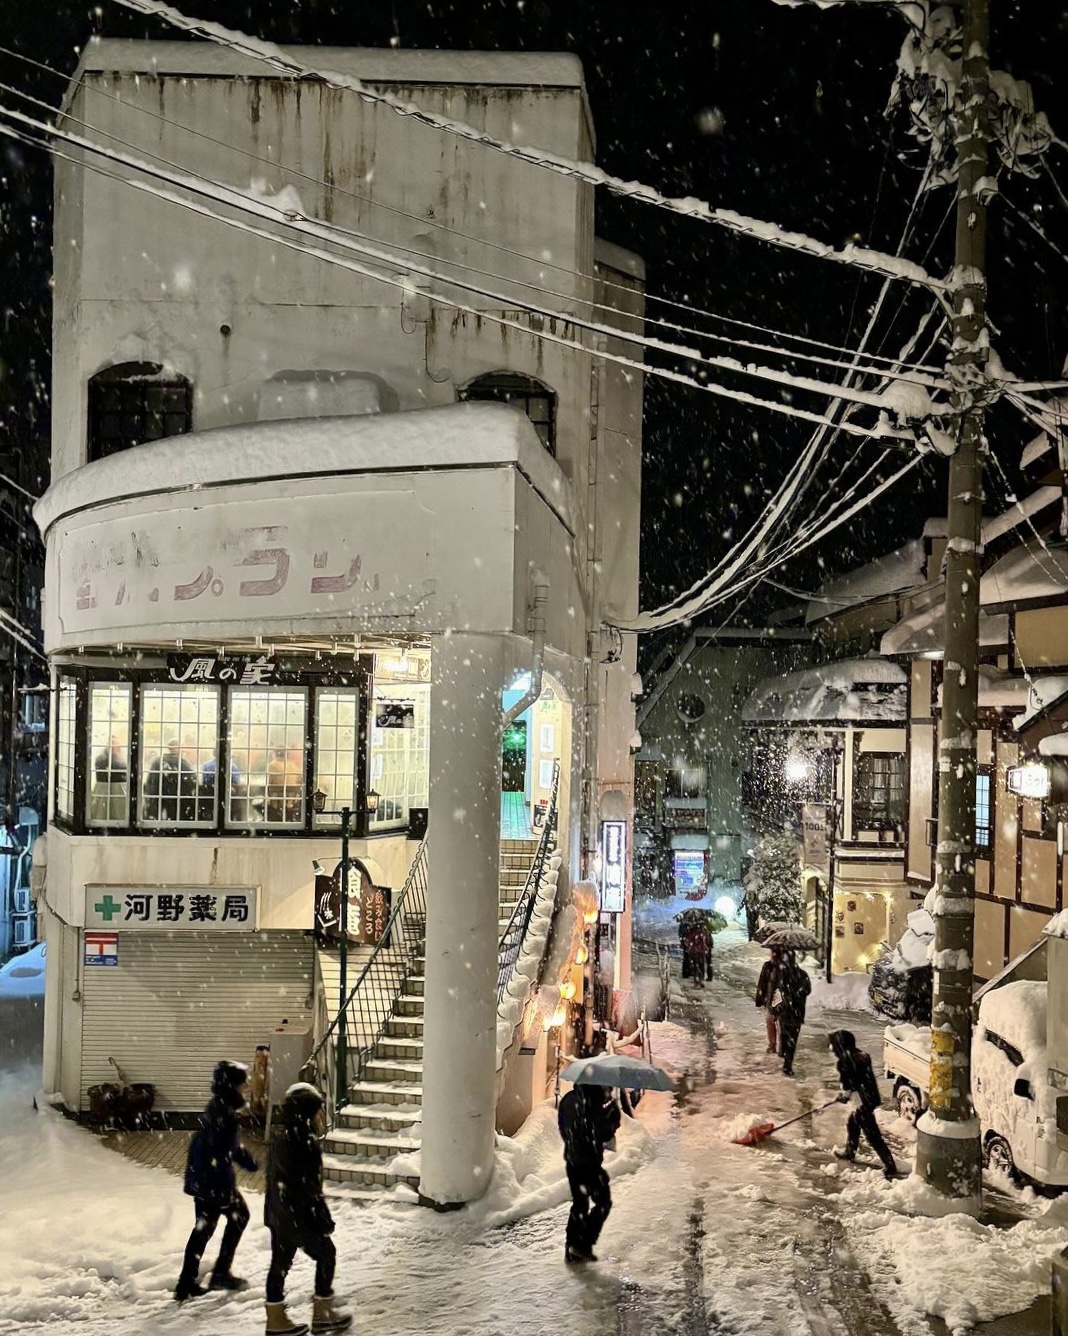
[13,886,31,914]
[12,914,36,948]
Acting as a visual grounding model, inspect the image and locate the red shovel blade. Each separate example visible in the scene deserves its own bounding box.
[734,1120,777,1146]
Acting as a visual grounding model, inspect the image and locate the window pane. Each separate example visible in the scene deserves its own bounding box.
[87,683,132,827]
[228,687,308,827]
[139,685,219,827]
[55,678,77,821]
[975,772,992,849]
[314,688,360,828]
[369,682,430,830]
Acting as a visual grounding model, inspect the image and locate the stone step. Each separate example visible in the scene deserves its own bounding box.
[406,975,425,996]
[363,1057,424,1085]
[346,1079,423,1107]
[395,994,426,1017]
[324,1126,422,1160]
[385,1015,423,1038]
[324,1181,418,1208]
[337,1103,422,1133]
[375,1035,424,1061]
[322,1151,420,1191]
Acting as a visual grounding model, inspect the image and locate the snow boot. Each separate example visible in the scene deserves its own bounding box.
[832,1145,855,1162]
[174,1279,208,1302]
[264,1301,309,1336]
[210,1271,250,1292]
[565,1245,597,1264]
[311,1294,353,1333]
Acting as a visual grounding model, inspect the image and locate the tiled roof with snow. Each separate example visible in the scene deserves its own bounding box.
[805,539,926,625]
[980,539,1068,608]
[741,658,907,725]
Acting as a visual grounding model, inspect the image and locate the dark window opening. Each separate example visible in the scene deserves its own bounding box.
[88,362,193,463]
[853,752,905,830]
[460,372,556,455]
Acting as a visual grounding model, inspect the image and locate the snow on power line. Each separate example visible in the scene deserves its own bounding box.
[0,106,924,444]
[113,0,945,295]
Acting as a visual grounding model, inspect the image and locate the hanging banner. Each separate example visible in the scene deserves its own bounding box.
[801,804,829,874]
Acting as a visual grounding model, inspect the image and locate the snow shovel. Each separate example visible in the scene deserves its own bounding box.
[734,1097,840,1146]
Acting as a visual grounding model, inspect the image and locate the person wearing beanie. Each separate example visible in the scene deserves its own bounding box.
[264,1082,351,1336]
[174,1059,258,1301]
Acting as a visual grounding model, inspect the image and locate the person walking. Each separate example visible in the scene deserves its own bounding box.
[558,1082,621,1264]
[685,920,711,987]
[265,1082,352,1336]
[174,1059,257,1302]
[754,946,783,1055]
[776,950,811,1076]
[828,1029,898,1180]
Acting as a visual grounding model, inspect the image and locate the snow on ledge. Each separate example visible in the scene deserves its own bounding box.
[34,402,575,537]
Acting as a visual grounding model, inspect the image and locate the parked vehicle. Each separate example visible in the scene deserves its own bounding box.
[868,907,934,1023]
[882,976,1068,1188]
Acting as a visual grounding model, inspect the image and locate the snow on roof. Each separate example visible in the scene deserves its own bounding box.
[936,668,1030,711]
[922,517,948,538]
[1014,676,1068,730]
[981,486,1062,546]
[77,38,587,90]
[1021,432,1052,470]
[980,539,1068,608]
[35,402,575,537]
[742,657,907,724]
[805,539,926,625]
[879,598,1008,658]
[1038,733,1068,757]
[978,979,1046,1058]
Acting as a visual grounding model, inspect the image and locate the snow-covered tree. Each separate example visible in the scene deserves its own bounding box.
[743,832,803,926]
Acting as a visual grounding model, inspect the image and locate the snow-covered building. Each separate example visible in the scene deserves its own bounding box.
[33,39,643,1205]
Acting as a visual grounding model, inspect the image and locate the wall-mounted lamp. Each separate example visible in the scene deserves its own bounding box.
[366,788,381,815]
[1007,763,1053,799]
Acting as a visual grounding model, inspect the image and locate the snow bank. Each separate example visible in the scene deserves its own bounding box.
[808,971,874,1013]
[0,943,45,999]
[742,658,907,724]
[980,979,1046,1057]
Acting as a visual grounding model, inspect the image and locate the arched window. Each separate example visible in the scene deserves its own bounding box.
[87,362,193,463]
[460,372,556,456]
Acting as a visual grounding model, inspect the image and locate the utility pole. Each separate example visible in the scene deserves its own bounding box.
[914,0,990,1205]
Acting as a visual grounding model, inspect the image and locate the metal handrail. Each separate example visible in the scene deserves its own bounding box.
[496,760,561,1002]
[303,838,428,1129]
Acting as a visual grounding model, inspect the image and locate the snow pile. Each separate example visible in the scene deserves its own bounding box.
[0,942,45,999]
[980,979,1046,1057]
[808,971,873,1013]
[742,658,907,724]
[716,1112,771,1143]
[840,1169,1068,1333]
[1044,909,1068,939]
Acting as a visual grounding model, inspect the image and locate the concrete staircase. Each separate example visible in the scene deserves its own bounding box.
[499,837,540,940]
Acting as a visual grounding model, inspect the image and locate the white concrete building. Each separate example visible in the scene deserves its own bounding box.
[34,40,643,1205]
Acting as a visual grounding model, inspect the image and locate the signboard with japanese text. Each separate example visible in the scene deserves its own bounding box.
[84,931,118,965]
[85,885,258,931]
[801,804,829,874]
[600,819,627,915]
[166,654,277,686]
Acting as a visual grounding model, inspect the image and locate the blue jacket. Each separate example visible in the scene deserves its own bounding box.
[184,1094,257,1203]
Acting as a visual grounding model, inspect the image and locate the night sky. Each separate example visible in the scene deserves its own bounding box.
[2,1,1067,667]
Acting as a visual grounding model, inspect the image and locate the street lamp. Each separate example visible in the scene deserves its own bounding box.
[311,786,380,1109]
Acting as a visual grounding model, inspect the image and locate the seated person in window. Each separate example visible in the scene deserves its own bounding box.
[91,734,128,822]
[143,737,197,822]
[202,755,243,821]
[265,748,303,823]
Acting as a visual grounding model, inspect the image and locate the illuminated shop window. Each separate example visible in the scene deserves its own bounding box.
[139,684,219,828]
[87,683,132,827]
[228,687,308,828]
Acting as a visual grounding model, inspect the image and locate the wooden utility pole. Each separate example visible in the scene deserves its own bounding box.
[914,0,990,1205]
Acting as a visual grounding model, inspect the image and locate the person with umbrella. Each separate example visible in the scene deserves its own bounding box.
[754,946,784,1056]
[775,950,811,1077]
[558,1079,621,1264]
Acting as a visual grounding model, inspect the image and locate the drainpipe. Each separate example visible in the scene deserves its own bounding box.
[501,571,549,729]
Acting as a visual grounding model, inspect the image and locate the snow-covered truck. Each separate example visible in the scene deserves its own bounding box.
[883,928,1068,1187]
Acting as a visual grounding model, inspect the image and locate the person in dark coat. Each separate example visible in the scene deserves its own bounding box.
[829,1029,898,1179]
[144,737,196,822]
[265,1082,351,1336]
[558,1083,621,1263]
[776,950,811,1076]
[754,947,783,1055]
[175,1059,257,1301]
[683,921,711,987]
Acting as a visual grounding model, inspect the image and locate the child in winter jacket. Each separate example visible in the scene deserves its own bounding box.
[175,1059,257,1301]
[828,1029,897,1179]
[264,1082,351,1336]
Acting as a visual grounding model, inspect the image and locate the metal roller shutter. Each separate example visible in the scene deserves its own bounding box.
[80,931,314,1112]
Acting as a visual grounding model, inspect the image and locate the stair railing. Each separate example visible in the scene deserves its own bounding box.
[303,838,428,1129]
[497,759,561,1002]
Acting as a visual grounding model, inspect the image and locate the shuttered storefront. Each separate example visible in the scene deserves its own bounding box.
[80,931,314,1112]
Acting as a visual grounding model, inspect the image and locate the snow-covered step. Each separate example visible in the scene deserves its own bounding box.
[385,1015,423,1039]
[324,1126,422,1160]
[322,1151,420,1190]
[324,1181,419,1208]
[337,1103,422,1133]
[395,993,426,1017]
[347,1079,423,1107]
[376,1035,424,1061]
[363,1057,424,1084]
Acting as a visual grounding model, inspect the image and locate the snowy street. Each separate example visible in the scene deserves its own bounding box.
[2,913,1062,1336]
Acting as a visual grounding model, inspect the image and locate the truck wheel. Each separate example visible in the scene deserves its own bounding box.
[896,1083,922,1124]
[983,1134,1020,1184]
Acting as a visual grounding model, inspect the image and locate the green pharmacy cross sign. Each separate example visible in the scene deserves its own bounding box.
[84,885,259,931]
[93,894,122,922]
